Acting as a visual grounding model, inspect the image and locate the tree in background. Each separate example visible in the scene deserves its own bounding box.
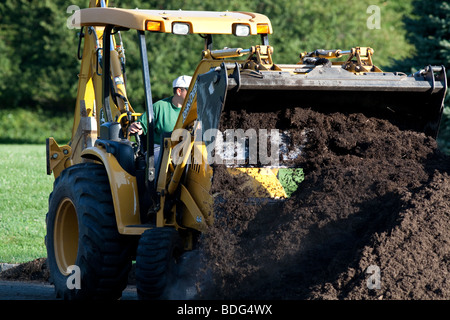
[393,0,450,153]
[0,0,80,111]
[396,1,450,70]
[1,0,416,113]
[0,30,14,96]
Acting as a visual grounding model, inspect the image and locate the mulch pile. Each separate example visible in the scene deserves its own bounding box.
[196,107,450,300]
[0,258,49,282]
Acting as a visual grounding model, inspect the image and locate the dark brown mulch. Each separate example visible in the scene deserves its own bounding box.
[196,107,450,300]
[0,258,49,282]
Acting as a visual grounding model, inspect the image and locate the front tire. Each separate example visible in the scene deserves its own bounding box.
[135,227,183,300]
[46,163,133,300]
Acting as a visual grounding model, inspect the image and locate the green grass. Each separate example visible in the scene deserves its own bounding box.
[0,145,54,263]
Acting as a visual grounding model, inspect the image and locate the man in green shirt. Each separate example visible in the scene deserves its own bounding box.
[129,75,192,164]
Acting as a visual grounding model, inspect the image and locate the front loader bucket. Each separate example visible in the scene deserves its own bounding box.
[197,63,447,141]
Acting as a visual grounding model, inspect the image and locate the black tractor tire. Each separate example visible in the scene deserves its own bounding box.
[135,227,183,300]
[45,162,134,300]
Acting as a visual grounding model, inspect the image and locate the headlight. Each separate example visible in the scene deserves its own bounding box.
[172,22,190,35]
[233,24,250,37]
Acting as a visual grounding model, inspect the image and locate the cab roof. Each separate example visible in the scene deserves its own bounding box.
[72,8,273,35]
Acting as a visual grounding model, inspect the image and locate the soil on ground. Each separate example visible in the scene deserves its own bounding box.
[0,258,49,282]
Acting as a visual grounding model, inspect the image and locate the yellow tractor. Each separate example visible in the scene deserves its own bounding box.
[45,0,447,299]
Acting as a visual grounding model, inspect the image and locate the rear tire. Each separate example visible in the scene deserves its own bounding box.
[45,163,133,300]
[135,227,183,300]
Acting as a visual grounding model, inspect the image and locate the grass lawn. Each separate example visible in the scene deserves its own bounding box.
[0,144,53,263]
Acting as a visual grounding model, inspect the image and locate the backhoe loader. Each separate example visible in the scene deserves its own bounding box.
[45,0,447,300]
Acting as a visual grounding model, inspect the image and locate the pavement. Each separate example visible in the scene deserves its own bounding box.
[0,280,138,300]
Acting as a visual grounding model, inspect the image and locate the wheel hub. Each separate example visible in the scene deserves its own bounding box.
[54,198,79,275]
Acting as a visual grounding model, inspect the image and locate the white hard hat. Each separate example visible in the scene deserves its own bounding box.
[172,75,192,88]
